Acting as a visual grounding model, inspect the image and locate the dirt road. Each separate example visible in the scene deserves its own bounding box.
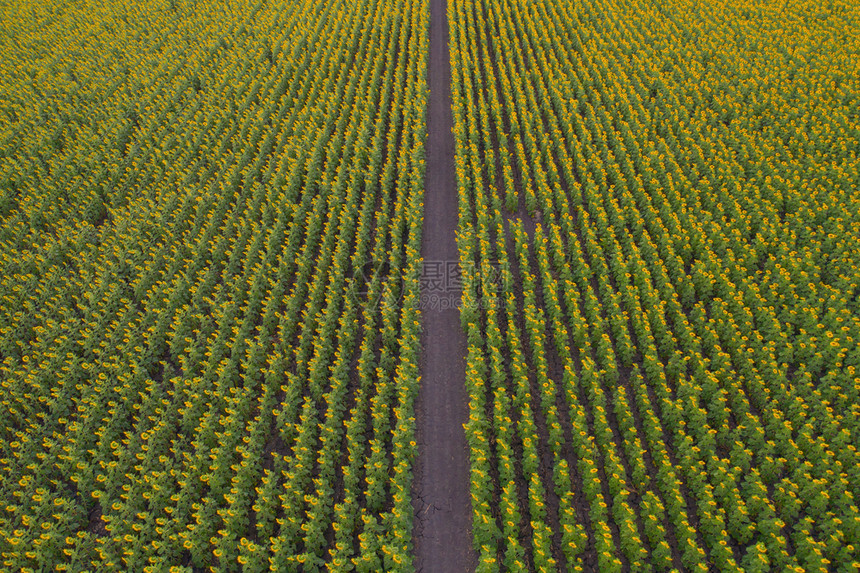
[410,0,477,571]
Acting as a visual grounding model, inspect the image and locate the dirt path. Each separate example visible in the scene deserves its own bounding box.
[410,0,477,571]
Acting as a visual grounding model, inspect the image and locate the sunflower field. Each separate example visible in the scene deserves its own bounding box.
[2,0,860,570]
[0,0,427,570]
[450,0,860,570]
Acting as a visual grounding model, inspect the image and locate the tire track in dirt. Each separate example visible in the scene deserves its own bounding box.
[410,0,477,570]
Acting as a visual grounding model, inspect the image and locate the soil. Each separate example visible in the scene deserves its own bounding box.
[87,502,108,537]
[410,0,478,571]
